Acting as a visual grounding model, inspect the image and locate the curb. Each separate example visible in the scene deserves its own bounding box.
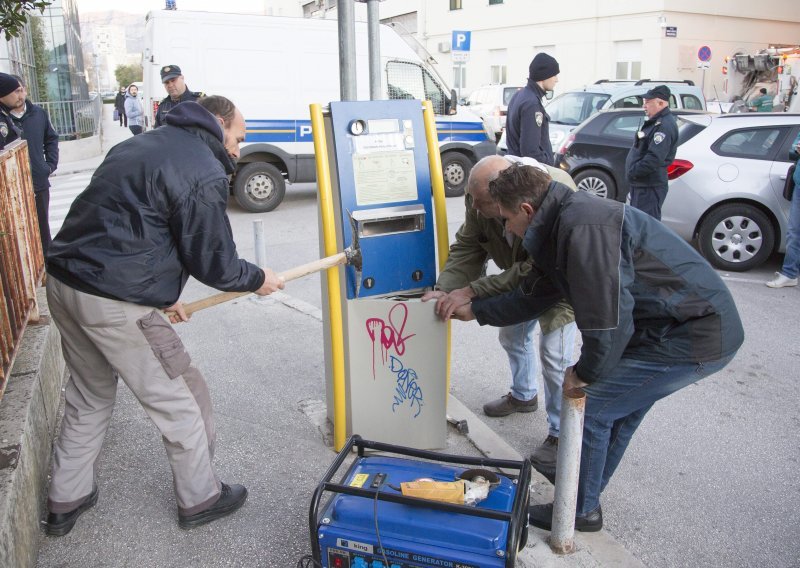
[0,290,65,568]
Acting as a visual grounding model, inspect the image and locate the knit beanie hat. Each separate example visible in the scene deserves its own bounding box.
[529,53,560,82]
[0,73,20,98]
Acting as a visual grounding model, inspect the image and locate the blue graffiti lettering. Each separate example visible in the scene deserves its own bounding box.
[389,356,424,418]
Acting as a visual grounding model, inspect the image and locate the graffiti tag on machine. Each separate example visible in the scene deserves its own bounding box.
[365,303,424,418]
[388,356,424,418]
[365,303,416,379]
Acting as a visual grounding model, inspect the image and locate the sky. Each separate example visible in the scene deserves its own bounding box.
[74,0,278,16]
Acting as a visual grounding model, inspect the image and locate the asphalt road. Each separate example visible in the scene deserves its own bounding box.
[222,183,799,568]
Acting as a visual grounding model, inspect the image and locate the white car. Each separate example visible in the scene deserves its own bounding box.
[463,84,522,142]
[662,113,800,271]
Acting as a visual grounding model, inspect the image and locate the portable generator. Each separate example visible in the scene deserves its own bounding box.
[309,436,531,568]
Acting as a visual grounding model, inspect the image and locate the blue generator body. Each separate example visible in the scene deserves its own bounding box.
[309,436,531,568]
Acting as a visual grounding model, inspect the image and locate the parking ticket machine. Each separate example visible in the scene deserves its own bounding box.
[312,100,449,450]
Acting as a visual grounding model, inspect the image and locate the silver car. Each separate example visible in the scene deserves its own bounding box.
[662,113,800,271]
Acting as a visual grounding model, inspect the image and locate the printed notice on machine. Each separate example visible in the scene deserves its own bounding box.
[353,151,417,206]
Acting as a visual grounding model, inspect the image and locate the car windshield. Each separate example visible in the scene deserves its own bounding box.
[546,92,611,125]
[503,87,521,105]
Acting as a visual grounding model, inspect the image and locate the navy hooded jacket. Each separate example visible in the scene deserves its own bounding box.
[47,102,264,308]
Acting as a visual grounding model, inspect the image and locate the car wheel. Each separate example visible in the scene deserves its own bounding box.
[441,152,472,197]
[574,168,617,200]
[233,162,286,213]
[697,204,775,271]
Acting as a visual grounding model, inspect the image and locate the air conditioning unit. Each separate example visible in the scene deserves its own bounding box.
[438,41,451,53]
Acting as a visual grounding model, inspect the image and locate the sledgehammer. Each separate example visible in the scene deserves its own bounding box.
[172,243,362,318]
[171,213,362,318]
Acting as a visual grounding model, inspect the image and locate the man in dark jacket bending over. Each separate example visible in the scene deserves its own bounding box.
[44,97,285,536]
[450,164,743,532]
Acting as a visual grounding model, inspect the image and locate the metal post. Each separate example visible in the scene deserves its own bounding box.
[549,388,586,555]
[366,0,381,100]
[338,0,357,101]
[252,219,266,268]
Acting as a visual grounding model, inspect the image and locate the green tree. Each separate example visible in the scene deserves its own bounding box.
[0,0,52,38]
[29,14,48,102]
[115,64,143,89]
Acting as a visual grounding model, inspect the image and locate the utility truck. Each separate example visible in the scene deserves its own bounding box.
[723,47,800,113]
[143,10,494,212]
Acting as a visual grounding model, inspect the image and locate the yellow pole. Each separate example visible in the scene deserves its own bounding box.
[310,103,347,451]
[422,100,452,399]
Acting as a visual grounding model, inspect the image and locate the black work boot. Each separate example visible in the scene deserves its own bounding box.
[45,485,99,537]
[528,502,603,532]
[178,483,248,530]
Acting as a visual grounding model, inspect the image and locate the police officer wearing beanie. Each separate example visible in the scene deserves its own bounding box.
[0,73,22,150]
[154,65,204,127]
[624,85,678,220]
[505,53,560,165]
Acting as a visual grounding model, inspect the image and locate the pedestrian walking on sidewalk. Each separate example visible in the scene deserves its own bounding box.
[766,131,800,288]
[124,83,144,135]
[114,86,127,127]
[43,96,285,537]
[422,154,577,481]
[0,73,59,253]
[451,163,743,533]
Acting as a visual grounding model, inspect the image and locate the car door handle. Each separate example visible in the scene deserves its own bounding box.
[779,174,787,180]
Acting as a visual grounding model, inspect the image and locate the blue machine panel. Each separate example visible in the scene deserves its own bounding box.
[318,456,518,568]
[329,101,437,299]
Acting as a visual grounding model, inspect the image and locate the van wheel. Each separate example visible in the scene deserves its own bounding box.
[441,152,472,197]
[575,168,617,200]
[697,204,774,272]
[233,162,286,213]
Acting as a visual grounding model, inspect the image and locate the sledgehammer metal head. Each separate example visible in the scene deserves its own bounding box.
[346,210,363,297]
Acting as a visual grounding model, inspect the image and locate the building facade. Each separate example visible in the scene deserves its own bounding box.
[330,0,800,102]
[38,0,89,101]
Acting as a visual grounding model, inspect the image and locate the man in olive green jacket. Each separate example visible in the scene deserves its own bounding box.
[423,155,577,477]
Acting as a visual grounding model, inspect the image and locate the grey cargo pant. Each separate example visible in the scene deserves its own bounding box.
[46,276,221,516]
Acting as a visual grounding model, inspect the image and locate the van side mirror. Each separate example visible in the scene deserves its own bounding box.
[449,89,458,114]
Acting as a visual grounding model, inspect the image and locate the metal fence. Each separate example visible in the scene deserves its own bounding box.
[0,139,45,401]
[36,96,103,140]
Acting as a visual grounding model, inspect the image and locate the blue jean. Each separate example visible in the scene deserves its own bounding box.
[576,354,737,516]
[498,321,577,437]
[779,172,800,279]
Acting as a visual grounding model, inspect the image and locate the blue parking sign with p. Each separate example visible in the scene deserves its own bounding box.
[452,30,471,52]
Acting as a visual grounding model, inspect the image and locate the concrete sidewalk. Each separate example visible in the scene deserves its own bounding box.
[35,286,642,567]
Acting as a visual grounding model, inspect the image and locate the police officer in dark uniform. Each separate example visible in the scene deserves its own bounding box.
[505,53,560,166]
[625,85,679,220]
[154,65,204,127]
[0,73,22,150]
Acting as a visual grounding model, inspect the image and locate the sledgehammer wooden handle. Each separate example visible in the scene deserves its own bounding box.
[178,251,347,317]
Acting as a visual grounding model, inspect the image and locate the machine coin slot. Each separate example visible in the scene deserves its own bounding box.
[352,205,425,238]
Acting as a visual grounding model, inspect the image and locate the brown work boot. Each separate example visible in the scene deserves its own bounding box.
[530,435,558,483]
[483,393,538,417]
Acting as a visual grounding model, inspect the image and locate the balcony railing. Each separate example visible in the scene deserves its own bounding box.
[0,139,45,401]
[36,96,103,141]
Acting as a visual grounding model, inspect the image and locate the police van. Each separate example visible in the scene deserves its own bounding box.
[143,10,494,212]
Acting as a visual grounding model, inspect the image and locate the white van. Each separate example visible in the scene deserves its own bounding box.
[143,10,494,212]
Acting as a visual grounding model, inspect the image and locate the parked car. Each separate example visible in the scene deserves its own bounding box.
[463,84,522,141]
[661,113,800,271]
[497,79,706,154]
[556,108,707,201]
